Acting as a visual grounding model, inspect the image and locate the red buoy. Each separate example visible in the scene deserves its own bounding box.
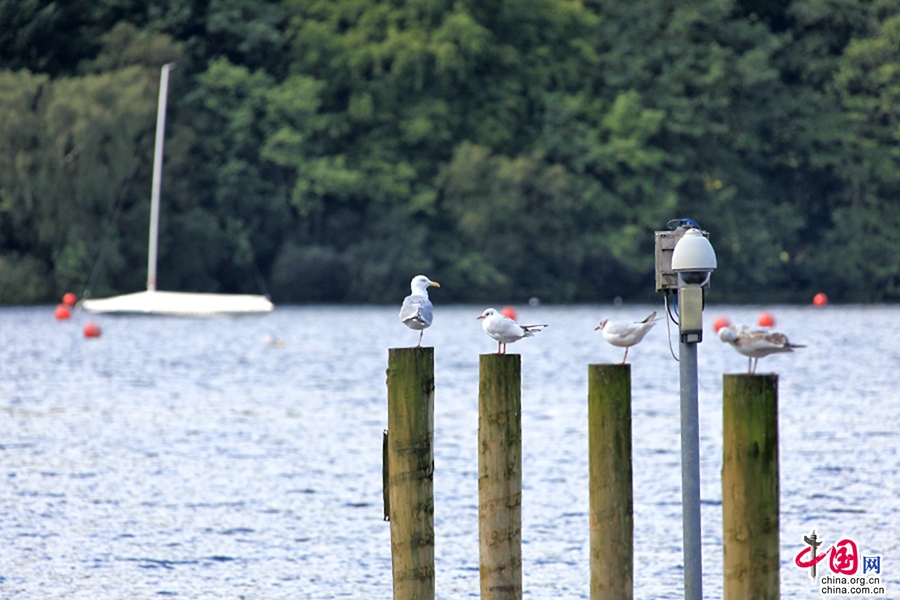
[83,322,102,338]
[713,316,730,332]
[500,306,518,321]
[813,293,828,307]
[62,292,77,306]
[54,304,72,320]
[758,312,775,328]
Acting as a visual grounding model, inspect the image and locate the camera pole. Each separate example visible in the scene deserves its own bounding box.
[680,338,702,600]
[656,221,716,600]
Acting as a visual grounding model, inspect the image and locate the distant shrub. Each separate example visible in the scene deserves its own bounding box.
[270,243,350,303]
[0,253,53,305]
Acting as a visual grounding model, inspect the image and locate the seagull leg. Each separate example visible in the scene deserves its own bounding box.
[748,357,753,374]
[417,330,423,347]
[621,347,629,365]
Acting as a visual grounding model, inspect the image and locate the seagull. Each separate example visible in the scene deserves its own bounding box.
[477,308,547,354]
[399,275,440,347]
[718,324,805,373]
[262,334,286,348]
[595,311,658,364]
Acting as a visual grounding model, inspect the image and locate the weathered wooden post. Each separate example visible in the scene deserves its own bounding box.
[722,374,779,600]
[386,347,435,600]
[478,354,522,600]
[587,364,634,600]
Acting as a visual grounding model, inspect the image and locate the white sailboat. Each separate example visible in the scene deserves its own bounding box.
[83,63,274,317]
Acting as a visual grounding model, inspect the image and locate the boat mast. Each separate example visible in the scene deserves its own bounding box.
[147,63,176,292]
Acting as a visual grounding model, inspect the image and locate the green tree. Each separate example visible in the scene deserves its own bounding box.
[186,58,296,296]
[0,27,181,301]
[3,0,900,304]
[822,5,900,300]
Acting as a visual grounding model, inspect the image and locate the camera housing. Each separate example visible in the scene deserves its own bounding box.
[671,228,717,282]
[662,226,717,344]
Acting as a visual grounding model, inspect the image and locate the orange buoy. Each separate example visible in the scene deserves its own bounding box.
[54,304,72,320]
[83,322,102,338]
[500,306,518,321]
[813,293,828,307]
[62,292,77,306]
[758,312,775,328]
[713,316,730,332]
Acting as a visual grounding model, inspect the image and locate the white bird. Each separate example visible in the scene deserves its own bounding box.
[477,308,547,354]
[399,275,440,347]
[718,324,805,373]
[595,311,658,364]
[262,333,286,348]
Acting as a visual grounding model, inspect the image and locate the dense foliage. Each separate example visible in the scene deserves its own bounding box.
[1,0,899,305]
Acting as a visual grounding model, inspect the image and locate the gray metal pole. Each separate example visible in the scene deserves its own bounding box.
[679,340,702,600]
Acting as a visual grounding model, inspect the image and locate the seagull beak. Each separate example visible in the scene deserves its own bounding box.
[431,281,440,287]
[477,315,484,320]
[594,325,602,330]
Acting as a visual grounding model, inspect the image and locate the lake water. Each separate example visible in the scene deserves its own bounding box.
[1,303,898,599]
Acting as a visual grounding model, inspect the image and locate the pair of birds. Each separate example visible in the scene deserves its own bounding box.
[478,310,664,358]
[596,314,806,371]
[399,275,804,371]
[399,275,655,360]
[399,274,550,353]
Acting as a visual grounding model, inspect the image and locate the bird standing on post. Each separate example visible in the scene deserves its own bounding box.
[399,275,440,347]
[595,311,658,364]
[478,307,547,354]
[717,324,804,373]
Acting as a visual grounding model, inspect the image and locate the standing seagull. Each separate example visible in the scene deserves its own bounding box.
[399,275,440,347]
[595,311,658,364]
[718,324,805,373]
[477,308,547,354]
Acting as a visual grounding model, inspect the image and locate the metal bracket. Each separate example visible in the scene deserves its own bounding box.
[654,227,711,292]
[382,429,390,521]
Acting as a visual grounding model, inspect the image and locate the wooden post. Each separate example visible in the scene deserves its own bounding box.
[387,347,435,600]
[478,354,522,600]
[722,374,779,600]
[587,364,634,600]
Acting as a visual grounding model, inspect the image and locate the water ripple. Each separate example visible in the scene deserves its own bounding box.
[1,304,898,598]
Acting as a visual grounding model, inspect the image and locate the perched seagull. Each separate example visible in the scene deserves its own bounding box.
[477,308,547,354]
[718,324,805,373]
[595,311,658,364]
[399,275,440,347]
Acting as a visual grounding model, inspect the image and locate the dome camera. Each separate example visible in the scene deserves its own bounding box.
[671,228,716,287]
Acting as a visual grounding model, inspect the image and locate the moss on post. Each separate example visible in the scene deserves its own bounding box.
[722,374,779,600]
[588,364,634,600]
[387,347,435,600]
[478,354,522,600]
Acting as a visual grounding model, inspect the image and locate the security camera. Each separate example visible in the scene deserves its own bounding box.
[654,221,715,292]
[664,225,717,344]
[671,228,717,287]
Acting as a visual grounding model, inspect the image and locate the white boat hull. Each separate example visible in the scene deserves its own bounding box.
[81,290,273,317]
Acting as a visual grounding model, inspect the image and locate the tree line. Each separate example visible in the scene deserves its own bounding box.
[1,0,898,305]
